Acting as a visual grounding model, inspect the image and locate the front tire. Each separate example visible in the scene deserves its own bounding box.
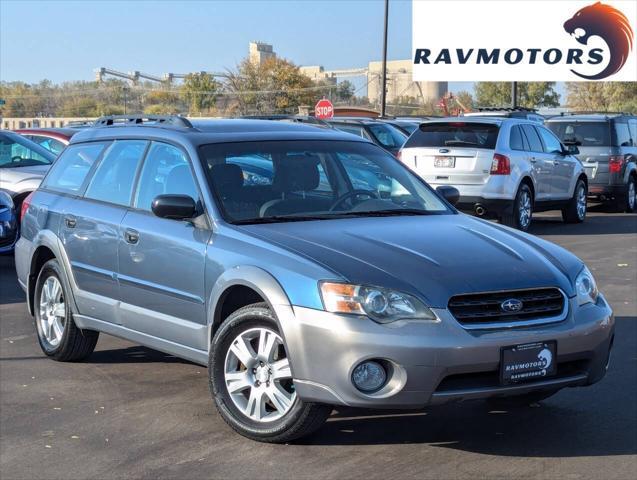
[34,259,99,361]
[562,178,587,223]
[501,183,533,231]
[618,175,637,213]
[209,303,331,443]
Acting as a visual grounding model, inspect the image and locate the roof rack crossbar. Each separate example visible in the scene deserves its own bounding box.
[558,111,633,116]
[93,115,193,128]
[477,107,538,112]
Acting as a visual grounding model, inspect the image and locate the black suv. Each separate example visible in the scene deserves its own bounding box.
[546,113,637,212]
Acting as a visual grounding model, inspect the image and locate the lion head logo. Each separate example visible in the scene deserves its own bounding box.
[564,1,634,79]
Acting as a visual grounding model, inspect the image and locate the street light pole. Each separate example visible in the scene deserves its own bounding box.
[511,81,518,109]
[380,0,389,117]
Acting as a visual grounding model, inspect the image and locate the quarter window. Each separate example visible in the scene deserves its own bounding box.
[614,122,632,147]
[41,143,107,194]
[85,140,147,206]
[134,142,199,211]
[509,126,527,151]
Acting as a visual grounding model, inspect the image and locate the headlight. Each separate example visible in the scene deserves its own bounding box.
[319,281,437,323]
[575,266,598,306]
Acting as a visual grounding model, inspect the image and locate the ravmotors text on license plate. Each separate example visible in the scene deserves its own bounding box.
[500,341,557,385]
[434,156,455,168]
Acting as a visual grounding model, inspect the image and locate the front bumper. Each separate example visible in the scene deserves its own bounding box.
[288,294,614,408]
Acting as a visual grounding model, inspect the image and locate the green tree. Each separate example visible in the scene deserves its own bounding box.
[336,80,355,103]
[565,82,637,113]
[181,72,219,114]
[475,82,560,108]
[226,57,318,114]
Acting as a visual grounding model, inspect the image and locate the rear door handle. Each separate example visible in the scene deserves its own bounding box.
[553,160,560,165]
[124,228,139,245]
[64,215,76,228]
[530,158,537,163]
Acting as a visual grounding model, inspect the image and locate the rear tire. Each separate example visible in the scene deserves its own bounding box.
[501,183,533,231]
[209,302,331,443]
[34,259,99,361]
[562,179,587,223]
[617,175,637,213]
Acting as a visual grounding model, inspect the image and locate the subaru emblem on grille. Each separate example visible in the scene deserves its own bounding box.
[501,298,523,312]
[439,148,449,153]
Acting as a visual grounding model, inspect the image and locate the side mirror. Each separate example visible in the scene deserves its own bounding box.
[151,194,196,220]
[436,185,460,206]
[564,144,580,156]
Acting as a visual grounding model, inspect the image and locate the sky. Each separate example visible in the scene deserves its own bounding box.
[0,0,563,99]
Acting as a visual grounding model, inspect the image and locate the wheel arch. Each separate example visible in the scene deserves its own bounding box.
[518,176,535,203]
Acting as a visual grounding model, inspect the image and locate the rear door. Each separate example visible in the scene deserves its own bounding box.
[118,142,210,350]
[520,124,552,200]
[537,125,574,199]
[57,140,147,323]
[400,121,499,186]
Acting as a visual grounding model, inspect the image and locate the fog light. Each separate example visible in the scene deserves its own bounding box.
[352,361,387,392]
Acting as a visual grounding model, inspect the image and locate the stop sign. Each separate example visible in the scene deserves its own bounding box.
[314,98,334,119]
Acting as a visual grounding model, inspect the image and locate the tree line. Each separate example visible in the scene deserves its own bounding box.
[1,55,635,118]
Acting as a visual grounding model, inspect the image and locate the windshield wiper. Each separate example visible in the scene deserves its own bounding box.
[233,215,334,225]
[328,209,433,218]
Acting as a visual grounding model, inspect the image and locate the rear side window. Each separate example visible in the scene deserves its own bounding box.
[404,122,499,149]
[85,140,147,206]
[41,143,106,194]
[629,120,637,144]
[547,121,611,147]
[333,124,370,140]
[613,122,632,147]
[520,124,544,152]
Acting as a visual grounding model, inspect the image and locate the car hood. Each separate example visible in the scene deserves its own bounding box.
[242,214,583,308]
[0,165,49,194]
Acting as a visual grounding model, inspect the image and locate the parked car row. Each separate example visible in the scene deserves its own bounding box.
[13,114,614,444]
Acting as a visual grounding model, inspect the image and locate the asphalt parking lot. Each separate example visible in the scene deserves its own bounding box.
[1,208,636,480]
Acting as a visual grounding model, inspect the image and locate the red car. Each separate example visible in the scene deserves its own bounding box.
[14,128,79,156]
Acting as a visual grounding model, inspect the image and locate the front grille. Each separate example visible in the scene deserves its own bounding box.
[448,287,566,328]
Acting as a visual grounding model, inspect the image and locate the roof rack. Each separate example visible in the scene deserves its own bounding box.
[93,115,193,128]
[477,107,538,112]
[558,111,633,116]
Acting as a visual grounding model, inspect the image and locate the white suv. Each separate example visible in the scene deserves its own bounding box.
[399,118,588,231]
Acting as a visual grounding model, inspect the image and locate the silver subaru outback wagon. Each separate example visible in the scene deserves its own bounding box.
[15,115,614,443]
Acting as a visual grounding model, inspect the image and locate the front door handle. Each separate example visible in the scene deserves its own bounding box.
[553,160,560,165]
[64,215,76,228]
[530,157,537,163]
[124,228,139,245]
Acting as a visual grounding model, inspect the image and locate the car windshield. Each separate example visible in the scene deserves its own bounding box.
[199,140,452,224]
[367,123,407,150]
[404,122,499,149]
[547,121,611,147]
[0,134,55,168]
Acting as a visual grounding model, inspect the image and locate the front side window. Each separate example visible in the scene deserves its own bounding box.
[537,126,563,154]
[135,142,199,211]
[199,140,451,224]
[41,142,106,194]
[29,136,67,156]
[0,134,54,168]
[85,140,147,206]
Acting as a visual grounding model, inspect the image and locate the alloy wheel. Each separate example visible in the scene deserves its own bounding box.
[224,327,296,423]
[577,184,587,220]
[38,276,66,347]
[518,190,532,229]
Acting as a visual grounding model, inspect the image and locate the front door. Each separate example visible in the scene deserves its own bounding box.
[118,142,210,350]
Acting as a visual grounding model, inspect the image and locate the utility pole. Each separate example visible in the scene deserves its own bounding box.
[380,0,389,117]
[511,81,518,109]
[123,85,130,114]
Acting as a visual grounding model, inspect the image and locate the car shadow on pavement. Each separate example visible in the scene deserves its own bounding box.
[0,255,24,306]
[529,211,637,236]
[86,345,197,365]
[304,316,636,458]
